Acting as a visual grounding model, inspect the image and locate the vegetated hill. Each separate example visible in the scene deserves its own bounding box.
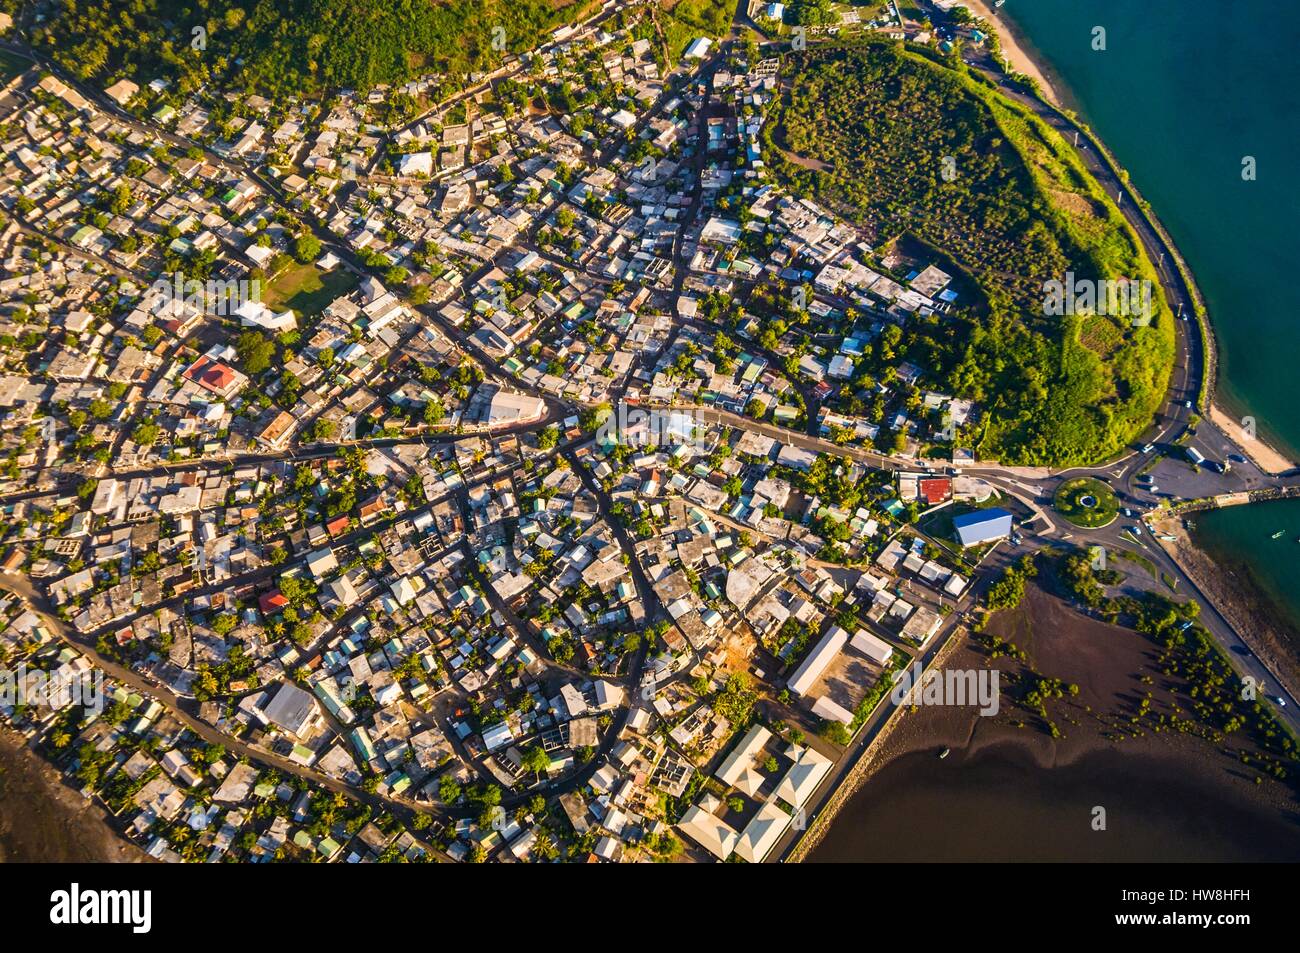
[34,0,600,98]
[767,40,1176,467]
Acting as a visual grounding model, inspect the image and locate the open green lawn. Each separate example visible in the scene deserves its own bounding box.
[261,262,359,316]
[1054,477,1119,528]
[662,0,735,63]
[0,50,32,82]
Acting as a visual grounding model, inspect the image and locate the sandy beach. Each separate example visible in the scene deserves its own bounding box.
[1209,402,1297,474]
[959,0,1062,106]
[805,582,1300,860]
[953,1,1295,479]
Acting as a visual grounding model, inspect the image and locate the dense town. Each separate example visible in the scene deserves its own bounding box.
[1,0,1296,866]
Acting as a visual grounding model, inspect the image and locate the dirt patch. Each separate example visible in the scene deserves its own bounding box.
[776,147,832,173]
[1048,187,1103,222]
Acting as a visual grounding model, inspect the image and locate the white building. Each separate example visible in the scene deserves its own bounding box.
[398,152,434,176]
[787,626,849,697]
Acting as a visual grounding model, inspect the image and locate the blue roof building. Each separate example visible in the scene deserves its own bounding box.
[952,508,1014,547]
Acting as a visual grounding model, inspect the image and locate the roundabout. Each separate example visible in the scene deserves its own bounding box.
[1054,477,1119,528]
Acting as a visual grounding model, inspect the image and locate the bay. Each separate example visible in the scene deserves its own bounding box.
[999,0,1300,456]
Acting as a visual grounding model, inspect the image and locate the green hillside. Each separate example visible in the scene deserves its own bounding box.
[767,40,1175,466]
[35,0,600,99]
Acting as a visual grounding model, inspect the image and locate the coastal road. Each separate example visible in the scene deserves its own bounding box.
[911,6,1300,724]
[921,1,1207,449]
[768,570,995,862]
[1039,501,1300,735]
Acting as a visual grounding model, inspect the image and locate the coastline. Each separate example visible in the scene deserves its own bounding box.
[808,583,1300,861]
[0,728,151,863]
[786,620,967,862]
[959,0,1063,107]
[1155,514,1300,702]
[791,10,1300,861]
[959,0,1295,478]
[1208,402,1298,475]
[953,0,1300,689]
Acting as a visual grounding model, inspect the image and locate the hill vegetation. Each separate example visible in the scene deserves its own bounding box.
[767,41,1175,466]
[35,0,600,99]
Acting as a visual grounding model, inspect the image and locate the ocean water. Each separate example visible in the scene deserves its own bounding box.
[998,0,1300,458]
[1190,497,1300,637]
[812,2,1300,861]
[811,743,1300,862]
[995,1,1300,645]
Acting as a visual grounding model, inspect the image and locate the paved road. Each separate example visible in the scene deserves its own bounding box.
[6,4,1299,860]
[0,574,451,835]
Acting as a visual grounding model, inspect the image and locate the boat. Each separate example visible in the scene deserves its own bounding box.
[1271,531,1284,539]
[938,747,951,760]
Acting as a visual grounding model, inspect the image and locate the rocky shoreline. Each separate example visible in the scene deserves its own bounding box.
[1157,516,1300,701]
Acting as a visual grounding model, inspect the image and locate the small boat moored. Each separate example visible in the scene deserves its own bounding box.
[938,747,951,760]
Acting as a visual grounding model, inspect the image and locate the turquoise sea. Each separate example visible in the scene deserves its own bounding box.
[999,0,1300,457]
[810,1,1300,861]
[1189,497,1300,638]
[995,0,1300,621]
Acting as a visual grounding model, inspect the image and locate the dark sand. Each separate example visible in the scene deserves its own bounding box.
[0,731,148,863]
[811,584,1300,862]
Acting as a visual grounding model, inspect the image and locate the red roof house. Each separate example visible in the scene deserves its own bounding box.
[259,591,289,615]
[918,477,953,505]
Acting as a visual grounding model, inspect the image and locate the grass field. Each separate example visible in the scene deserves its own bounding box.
[1054,477,1119,528]
[1112,546,1156,578]
[261,263,359,316]
[662,0,735,64]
